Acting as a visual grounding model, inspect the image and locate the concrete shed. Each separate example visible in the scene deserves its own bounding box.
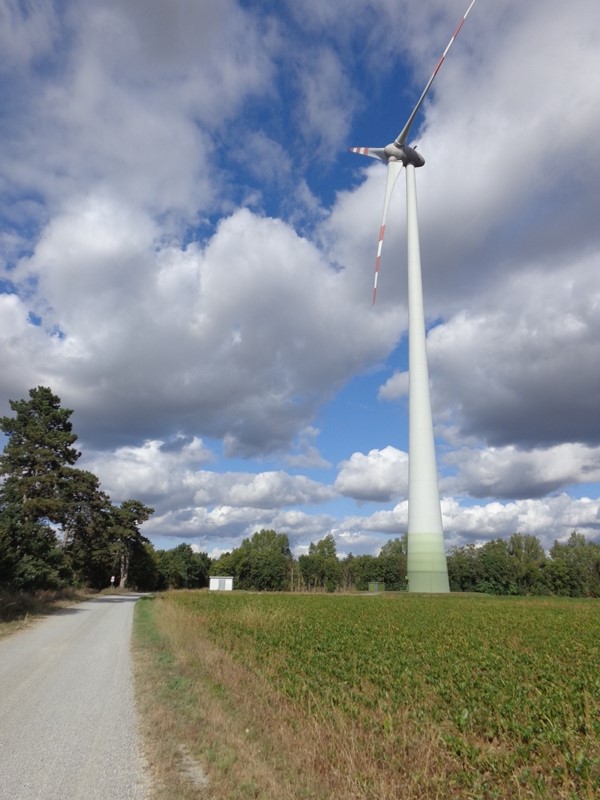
[209,576,234,591]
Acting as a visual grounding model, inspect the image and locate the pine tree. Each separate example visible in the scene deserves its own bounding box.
[110,499,154,588]
[0,386,80,524]
[0,387,80,589]
[63,470,115,589]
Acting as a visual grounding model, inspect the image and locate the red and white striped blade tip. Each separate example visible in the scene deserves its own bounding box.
[396,0,478,146]
[372,224,386,304]
[372,161,403,304]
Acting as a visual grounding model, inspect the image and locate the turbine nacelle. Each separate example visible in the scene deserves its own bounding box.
[384,142,425,168]
[349,144,425,168]
[349,0,478,304]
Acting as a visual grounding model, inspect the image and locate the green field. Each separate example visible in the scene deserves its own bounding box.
[134,592,599,799]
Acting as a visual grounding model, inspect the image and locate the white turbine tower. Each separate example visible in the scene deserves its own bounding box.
[350,0,477,593]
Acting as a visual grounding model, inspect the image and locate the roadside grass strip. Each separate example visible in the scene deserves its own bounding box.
[0,589,88,638]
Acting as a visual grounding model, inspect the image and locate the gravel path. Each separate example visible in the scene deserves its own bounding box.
[0,595,149,800]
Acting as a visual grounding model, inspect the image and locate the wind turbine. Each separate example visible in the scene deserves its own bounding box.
[350,0,477,593]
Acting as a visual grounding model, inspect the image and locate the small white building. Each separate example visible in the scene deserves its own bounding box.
[209,576,234,591]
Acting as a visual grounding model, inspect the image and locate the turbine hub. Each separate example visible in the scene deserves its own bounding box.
[384,142,425,168]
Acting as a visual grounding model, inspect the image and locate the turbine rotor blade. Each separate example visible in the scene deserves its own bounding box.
[349,146,386,162]
[395,0,477,147]
[373,160,404,304]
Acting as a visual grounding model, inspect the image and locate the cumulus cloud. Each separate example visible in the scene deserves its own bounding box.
[84,437,334,510]
[295,47,359,155]
[286,427,332,469]
[5,203,401,454]
[335,446,408,502]
[378,371,409,401]
[145,504,336,552]
[443,443,600,500]
[428,257,600,450]
[342,502,409,535]
[81,436,214,506]
[194,471,335,509]
[0,0,277,227]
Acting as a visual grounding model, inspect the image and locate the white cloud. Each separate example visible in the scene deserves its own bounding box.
[0,0,277,227]
[296,47,359,154]
[84,438,334,512]
[443,443,600,499]
[335,446,408,502]
[378,371,408,401]
[4,202,402,454]
[0,293,56,393]
[195,471,335,509]
[145,504,335,551]
[428,256,600,449]
[286,427,331,469]
[81,436,214,506]
[342,502,409,535]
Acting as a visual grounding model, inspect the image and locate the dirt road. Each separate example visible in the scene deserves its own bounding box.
[0,595,148,800]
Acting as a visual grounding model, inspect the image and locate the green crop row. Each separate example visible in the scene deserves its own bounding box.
[169,591,599,798]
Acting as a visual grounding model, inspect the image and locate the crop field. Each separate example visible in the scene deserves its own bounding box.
[134,592,599,800]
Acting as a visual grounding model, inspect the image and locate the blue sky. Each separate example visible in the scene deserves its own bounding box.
[1,0,600,558]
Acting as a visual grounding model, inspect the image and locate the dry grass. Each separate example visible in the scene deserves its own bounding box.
[133,594,325,799]
[132,594,474,800]
[0,588,88,638]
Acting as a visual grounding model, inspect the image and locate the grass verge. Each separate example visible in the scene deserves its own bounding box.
[0,588,89,638]
[132,594,336,799]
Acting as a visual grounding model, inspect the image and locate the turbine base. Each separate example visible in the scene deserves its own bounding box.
[407,530,450,593]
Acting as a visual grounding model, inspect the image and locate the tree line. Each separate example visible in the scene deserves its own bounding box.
[210,529,600,597]
[447,531,600,597]
[2,387,599,597]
